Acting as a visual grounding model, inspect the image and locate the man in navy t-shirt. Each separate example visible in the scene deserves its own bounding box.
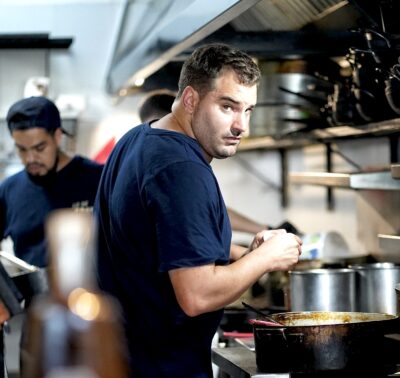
[139,90,300,236]
[0,96,103,268]
[95,43,302,377]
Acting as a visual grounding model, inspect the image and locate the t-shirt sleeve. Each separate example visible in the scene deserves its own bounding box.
[145,161,229,272]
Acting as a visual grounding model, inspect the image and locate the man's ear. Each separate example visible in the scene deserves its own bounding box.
[54,128,63,145]
[181,86,199,114]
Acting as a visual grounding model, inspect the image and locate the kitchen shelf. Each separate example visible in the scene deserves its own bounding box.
[289,171,400,190]
[309,119,400,140]
[289,172,351,188]
[378,234,400,255]
[238,118,400,207]
[392,164,400,179]
[239,135,312,151]
[239,119,400,152]
[0,34,73,49]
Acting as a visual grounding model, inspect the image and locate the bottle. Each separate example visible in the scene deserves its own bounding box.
[22,209,128,378]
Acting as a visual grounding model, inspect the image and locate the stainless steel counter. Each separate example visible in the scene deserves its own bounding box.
[212,346,289,378]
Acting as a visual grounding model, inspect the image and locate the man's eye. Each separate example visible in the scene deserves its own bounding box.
[35,146,46,152]
[223,104,233,111]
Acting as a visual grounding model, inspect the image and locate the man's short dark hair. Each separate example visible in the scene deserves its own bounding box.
[139,90,176,122]
[177,43,261,99]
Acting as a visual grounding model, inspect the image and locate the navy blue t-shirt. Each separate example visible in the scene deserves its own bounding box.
[0,156,103,267]
[94,123,231,378]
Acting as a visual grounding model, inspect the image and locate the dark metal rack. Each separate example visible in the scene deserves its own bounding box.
[237,119,400,209]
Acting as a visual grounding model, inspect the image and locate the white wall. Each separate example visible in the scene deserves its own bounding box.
[0,0,142,160]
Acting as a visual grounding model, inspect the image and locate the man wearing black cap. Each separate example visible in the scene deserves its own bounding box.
[0,96,103,268]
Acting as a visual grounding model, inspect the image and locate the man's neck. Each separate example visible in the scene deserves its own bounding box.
[151,112,192,136]
[56,151,72,172]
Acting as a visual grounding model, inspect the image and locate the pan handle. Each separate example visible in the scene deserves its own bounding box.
[242,302,284,326]
[248,319,285,328]
[0,251,38,273]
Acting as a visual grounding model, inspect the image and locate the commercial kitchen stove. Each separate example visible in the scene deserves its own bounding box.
[212,335,400,378]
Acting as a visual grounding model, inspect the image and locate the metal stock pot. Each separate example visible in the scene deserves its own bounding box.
[289,268,356,311]
[349,262,400,315]
[252,311,399,373]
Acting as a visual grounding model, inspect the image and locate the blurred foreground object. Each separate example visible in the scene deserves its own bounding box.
[22,210,128,378]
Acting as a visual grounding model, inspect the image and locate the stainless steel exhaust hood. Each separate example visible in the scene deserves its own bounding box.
[105,0,353,96]
[106,0,261,95]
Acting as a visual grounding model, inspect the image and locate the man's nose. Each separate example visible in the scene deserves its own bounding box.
[231,113,248,136]
[25,150,37,163]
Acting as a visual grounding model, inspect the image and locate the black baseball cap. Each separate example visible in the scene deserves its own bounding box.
[6,96,66,134]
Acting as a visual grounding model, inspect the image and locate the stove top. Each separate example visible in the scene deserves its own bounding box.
[216,333,400,378]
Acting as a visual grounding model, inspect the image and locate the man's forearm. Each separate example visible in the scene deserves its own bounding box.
[230,243,248,261]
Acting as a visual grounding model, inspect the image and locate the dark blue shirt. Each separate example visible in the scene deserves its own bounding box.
[0,156,103,267]
[94,123,231,378]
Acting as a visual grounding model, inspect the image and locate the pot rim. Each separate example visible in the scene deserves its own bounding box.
[289,268,355,275]
[267,311,398,327]
[349,262,400,270]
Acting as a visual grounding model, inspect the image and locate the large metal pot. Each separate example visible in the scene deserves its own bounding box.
[250,73,331,137]
[350,262,400,315]
[289,268,356,311]
[395,283,400,315]
[252,311,399,373]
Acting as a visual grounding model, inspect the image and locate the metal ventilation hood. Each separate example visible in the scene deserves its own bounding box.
[106,0,365,96]
[106,0,261,95]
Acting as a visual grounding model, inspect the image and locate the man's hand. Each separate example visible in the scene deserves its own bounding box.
[256,231,302,271]
[249,229,286,252]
